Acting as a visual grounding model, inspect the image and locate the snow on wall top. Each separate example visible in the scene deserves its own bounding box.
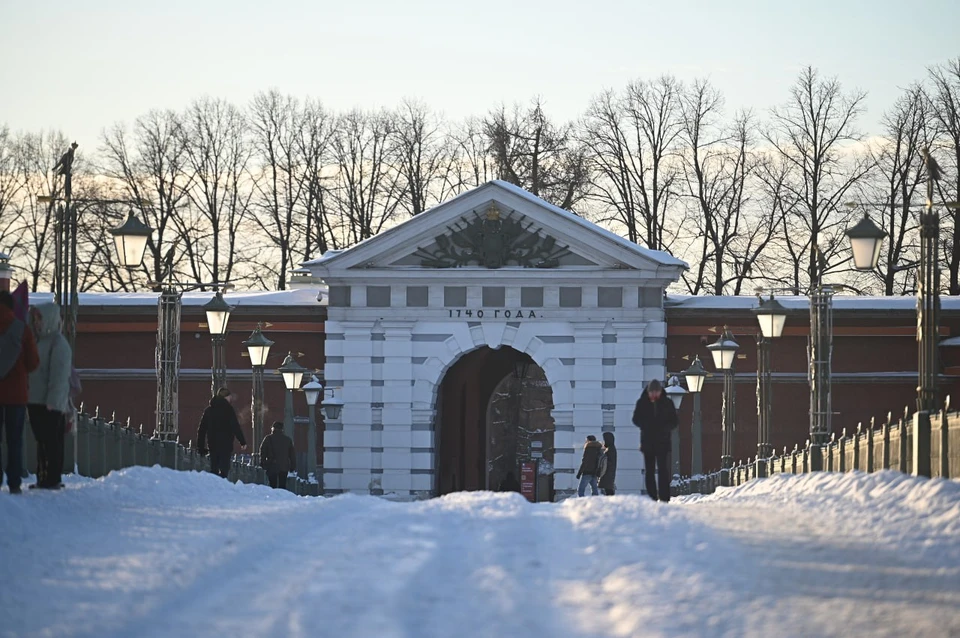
[26,288,325,307]
[666,294,960,312]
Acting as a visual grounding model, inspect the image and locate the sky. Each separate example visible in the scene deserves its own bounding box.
[2,0,959,147]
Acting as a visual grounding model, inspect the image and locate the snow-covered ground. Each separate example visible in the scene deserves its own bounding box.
[1,469,958,638]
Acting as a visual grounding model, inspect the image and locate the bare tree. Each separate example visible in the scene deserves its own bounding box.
[677,80,773,294]
[181,97,253,286]
[447,116,495,193]
[765,66,873,292]
[100,109,192,289]
[10,130,72,291]
[863,85,933,295]
[928,57,960,294]
[393,99,455,217]
[0,126,25,257]
[583,77,684,251]
[329,108,404,246]
[485,98,588,210]
[249,91,316,289]
[295,98,337,262]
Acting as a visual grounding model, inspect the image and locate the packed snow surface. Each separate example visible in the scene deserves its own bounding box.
[1,468,958,638]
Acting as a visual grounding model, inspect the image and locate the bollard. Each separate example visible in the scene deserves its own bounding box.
[838,429,847,473]
[940,399,950,479]
[898,413,909,474]
[882,415,891,470]
[853,424,862,471]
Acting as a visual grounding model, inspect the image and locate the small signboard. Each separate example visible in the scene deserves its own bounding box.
[520,461,537,502]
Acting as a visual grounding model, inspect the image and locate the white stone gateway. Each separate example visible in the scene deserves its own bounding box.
[303,181,686,499]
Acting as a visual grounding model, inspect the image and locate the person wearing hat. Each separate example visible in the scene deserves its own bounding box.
[259,421,296,489]
[197,387,246,478]
[632,378,678,502]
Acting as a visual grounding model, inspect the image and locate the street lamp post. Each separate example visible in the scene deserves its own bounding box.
[110,210,232,440]
[302,375,323,480]
[203,291,233,396]
[278,352,307,432]
[708,327,739,482]
[683,356,707,476]
[664,375,686,477]
[243,324,274,465]
[753,294,788,475]
[846,149,958,477]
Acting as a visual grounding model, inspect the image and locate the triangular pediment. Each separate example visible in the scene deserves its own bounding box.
[388,205,599,269]
[303,181,686,280]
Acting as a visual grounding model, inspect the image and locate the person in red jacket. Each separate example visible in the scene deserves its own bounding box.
[0,290,40,494]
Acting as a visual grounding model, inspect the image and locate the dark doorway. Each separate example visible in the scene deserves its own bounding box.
[435,346,554,497]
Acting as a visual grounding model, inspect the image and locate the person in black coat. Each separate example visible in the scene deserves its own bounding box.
[260,421,296,489]
[632,379,677,502]
[197,387,247,478]
[599,431,618,495]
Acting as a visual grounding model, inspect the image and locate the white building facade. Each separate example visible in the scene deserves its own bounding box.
[303,181,686,499]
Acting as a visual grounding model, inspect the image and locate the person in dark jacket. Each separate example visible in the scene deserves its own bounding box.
[599,431,618,496]
[259,421,295,489]
[0,290,40,494]
[632,379,678,502]
[497,471,521,493]
[576,435,603,496]
[197,387,246,478]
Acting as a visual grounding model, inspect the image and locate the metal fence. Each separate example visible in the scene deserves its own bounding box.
[675,399,959,496]
[22,410,321,496]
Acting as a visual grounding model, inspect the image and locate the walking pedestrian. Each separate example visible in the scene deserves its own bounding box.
[26,303,72,490]
[0,291,40,494]
[598,431,618,496]
[576,434,603,497]
[259,421,295,489]
[197,387,246,479]
[632,379,678,502]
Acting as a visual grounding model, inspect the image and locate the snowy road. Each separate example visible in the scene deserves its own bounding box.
[2,468,958,638]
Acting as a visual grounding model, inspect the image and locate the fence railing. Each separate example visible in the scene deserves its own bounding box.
[675,399,959,496]
[22,410,321,496]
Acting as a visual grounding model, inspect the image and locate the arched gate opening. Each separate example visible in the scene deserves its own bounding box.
[435,346,554,498]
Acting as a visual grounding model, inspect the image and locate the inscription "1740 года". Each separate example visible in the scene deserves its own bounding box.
[447,309,539,319]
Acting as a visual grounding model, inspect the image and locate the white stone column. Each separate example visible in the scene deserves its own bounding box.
[338,321,376,493]
[380,321,419,497]
[611,321,649,494]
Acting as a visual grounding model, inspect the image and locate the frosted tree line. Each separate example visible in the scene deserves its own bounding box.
[1,61,959,296]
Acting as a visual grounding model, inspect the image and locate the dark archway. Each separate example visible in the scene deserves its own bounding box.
[435,346,554,497]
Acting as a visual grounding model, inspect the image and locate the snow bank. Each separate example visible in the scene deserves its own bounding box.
[1,468,958,638]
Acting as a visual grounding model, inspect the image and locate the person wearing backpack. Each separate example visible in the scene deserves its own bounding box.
[0,290,40,495]
[27,302,72,490]
[576,434,604,497]
[598,431,618,496]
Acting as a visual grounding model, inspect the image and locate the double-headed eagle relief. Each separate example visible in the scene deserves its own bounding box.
[415,205,572,269]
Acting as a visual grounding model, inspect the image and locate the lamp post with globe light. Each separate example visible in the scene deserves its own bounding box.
[707,327,739,483]
[683,356,707,476]
[664,375,686,477]
[243,324,274,464]
[753,294,788,474]
[110,210,233,440]
[844,149,960,477]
